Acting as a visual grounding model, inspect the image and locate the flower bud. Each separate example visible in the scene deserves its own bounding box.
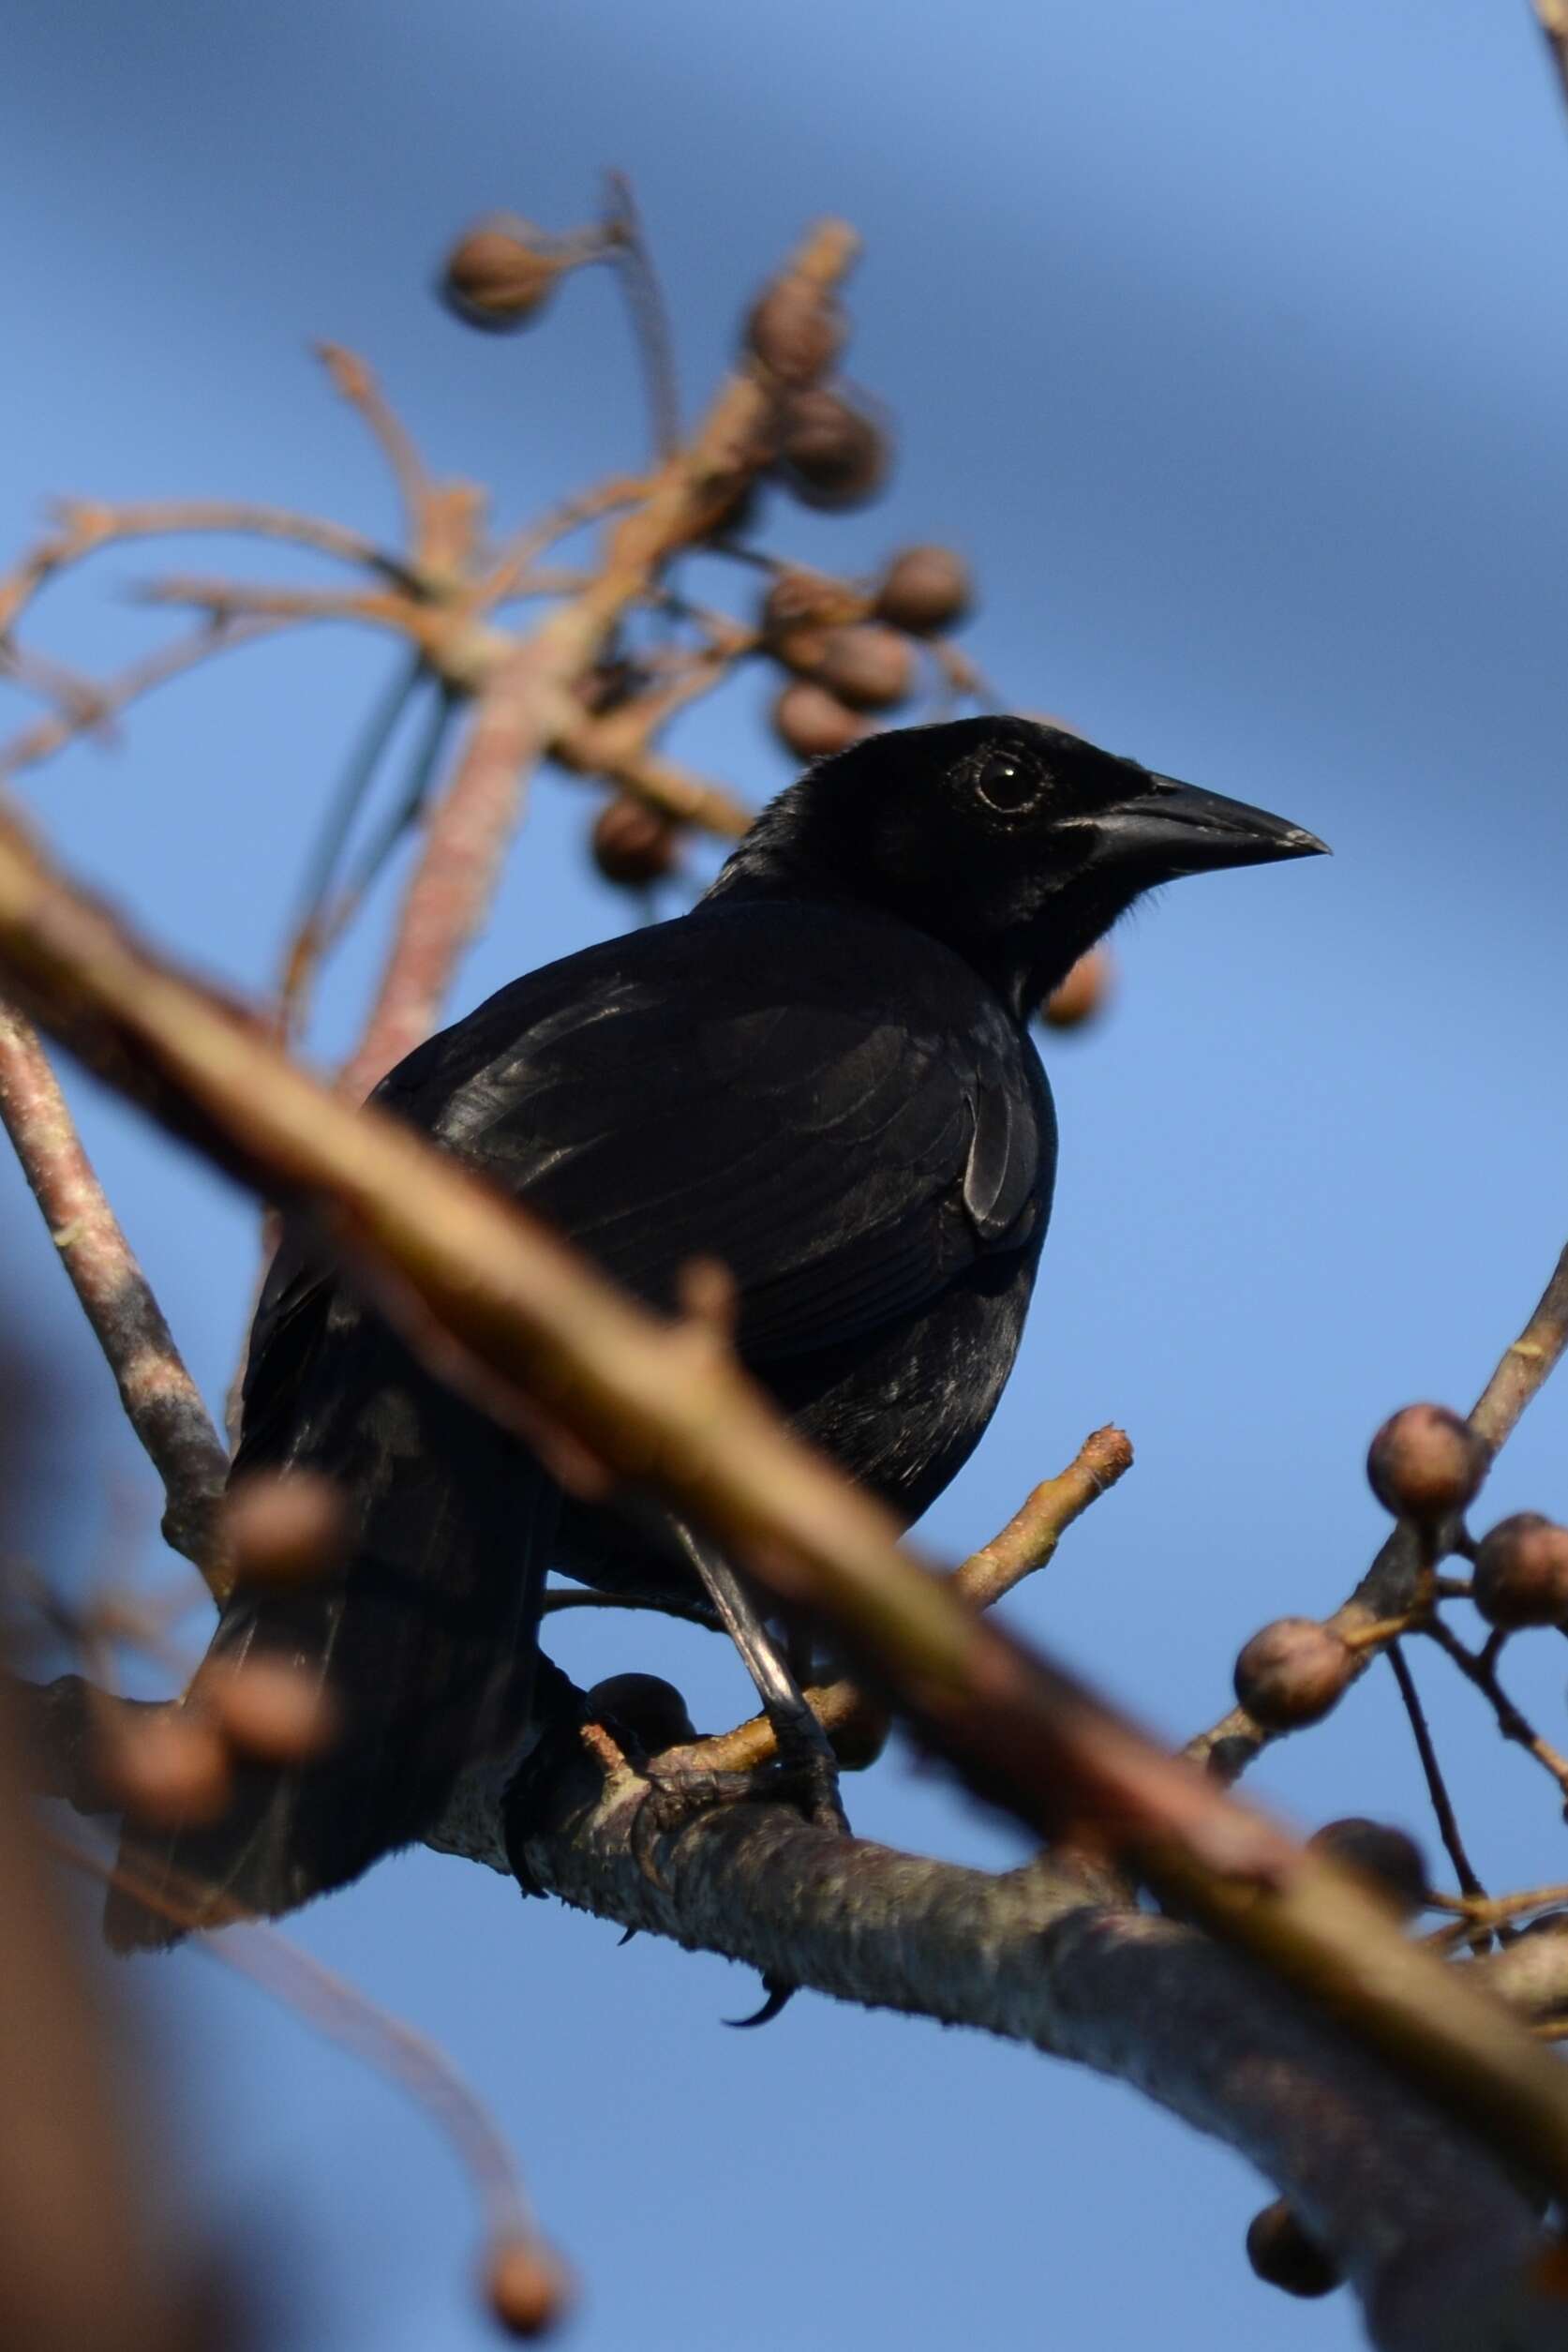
[202,1660,340,1767]
[814,624,914,712]
[441,218,560,333]
[1246,2200,1339,2298]
[99,1711,232,1830]
[1366,1403,1487,1523]
[590,797,679,890]
[874,546,973,636]
[776,388,889,510]
[224,1472,351,1589]
[1472,1512,1568,1628]
[1233,1618,1354,1730]
[1307,1816,1427,1916]
[745,277,845,387]
[485,2239,573,2338]
[771,682,865,760]
[1040,946,1114,1032]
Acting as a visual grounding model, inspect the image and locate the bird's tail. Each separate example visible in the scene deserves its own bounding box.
[103,1385,557,1953]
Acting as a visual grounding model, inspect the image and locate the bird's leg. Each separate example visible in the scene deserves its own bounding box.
[665,1520,845,1832]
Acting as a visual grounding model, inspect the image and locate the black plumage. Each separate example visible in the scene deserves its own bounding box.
[107,715,1323,1947]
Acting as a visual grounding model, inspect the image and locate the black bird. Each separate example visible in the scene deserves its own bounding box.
[106,716,1323,1947]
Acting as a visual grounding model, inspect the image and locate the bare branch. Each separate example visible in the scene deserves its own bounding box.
[1387,1639,1489,1916]
[0,1008,228,1580]
[0,618,288,786]
[315,342,434,557]
[0,494,415,638]
[604,172,681,461]
[1425,1616,1568,1802]
[951,1424,1132,1610]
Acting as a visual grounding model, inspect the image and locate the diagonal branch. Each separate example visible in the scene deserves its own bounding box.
[2,802,1568,2225]
[0,1008,228,1581]
[0,618,288,785]
[0,496,416,639]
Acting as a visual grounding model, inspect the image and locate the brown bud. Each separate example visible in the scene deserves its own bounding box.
[590,797,679,890]
[814,624,914,712]
[201,1660,340,1767]
[1472,1512,1568,1628]
[874,546,973,637]
[771,681,866,761]
[99,1710,232,1830]
[745,277,845,387]
[1245,2200,1340,2299]
[585,1672,696,1755]
[224,1472,351,1590]
[1040,946,1114,1032]
[1307,1816,1427,1916]
[441,218,560,333]
[759,567,862,644]
[1233,1618,1354,1730]
[776,387,889,511]
[1366,1403,1487,1523]
[485,2239,573,2339]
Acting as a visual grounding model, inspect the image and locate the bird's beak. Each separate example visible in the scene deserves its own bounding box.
[1083,775,1329,876]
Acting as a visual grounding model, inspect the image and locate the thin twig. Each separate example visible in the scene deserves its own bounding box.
[1424,1617,1568,1804]
[48,1828,554,2265]
[470,475,648,613]
[604,172,681,461]
[315,343,433,557]
[0,496,416,637]
[277,652,427,1035]
[0,619,288,784]
[1386,1640,1488,1916]
[0,1008,228,1581]
[1470,1239,1568,1451]
[954,1427,1134,1611]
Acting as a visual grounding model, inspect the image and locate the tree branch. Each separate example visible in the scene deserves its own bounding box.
[485,1709,1553,2352]
[0,1008,228,1580]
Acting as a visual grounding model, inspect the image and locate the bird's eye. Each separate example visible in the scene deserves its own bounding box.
[974,753,1039,815]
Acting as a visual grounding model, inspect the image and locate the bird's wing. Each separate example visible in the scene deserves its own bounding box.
[371,896,1051,1367]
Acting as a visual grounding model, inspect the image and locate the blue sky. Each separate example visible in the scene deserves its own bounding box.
[5,4,1568,2347]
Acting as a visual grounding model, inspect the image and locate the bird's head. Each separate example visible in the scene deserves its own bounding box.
[712,716,1327,1017]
